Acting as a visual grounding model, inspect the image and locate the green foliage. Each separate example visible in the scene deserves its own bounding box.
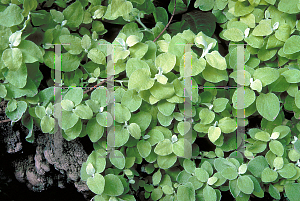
[2,0,300,200]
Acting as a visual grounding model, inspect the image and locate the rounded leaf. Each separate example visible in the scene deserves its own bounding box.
[115,103,131,123]
[208,126,221,143]
[237,175,254,194]
[155,52,176,73]
[261,167,278,182]
[256,93,280,122]
[154,139,173,156]
[41,115,55,133]
[73,104,93,119]
[269,140,284,156]
[127,123,141,139]
[87,173,105,195]
[109,150,125,170]
[137,140,151,158]
[103,174,124,196]
[96,111,113,127]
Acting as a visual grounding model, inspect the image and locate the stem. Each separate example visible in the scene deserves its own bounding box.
[153,0,177,43]
[83,75,114,95]
[135,17,154,35]
[0,119,11,124]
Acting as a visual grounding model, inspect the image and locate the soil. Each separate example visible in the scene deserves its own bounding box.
[0,100,95,201]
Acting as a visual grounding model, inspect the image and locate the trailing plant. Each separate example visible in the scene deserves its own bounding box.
[2,0,300,200]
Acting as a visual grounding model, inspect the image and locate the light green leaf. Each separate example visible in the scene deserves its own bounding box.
[64,119,82,140]
[199,108,215,124]
[146,129,164,146]
[237,175,254,194]
[256,93,280,122]
[232,87,255,109]
[269,184,280,200]
[74,104,93,119]
[128,68,155,91]
[273,156,284,170]
[283,35,300,54]
[157,154,177,169]
[253,67,279,87]
[86,118,104,143]
[127,123,141,139]
[9,31,22,47]
[111,0,133,18]
[2,48,22,71]
[275,23,291,42]
[203,185,217,201]
[214,158,236,173]
[126,58,150,78]
[177,183,195,201]
[5,101,27,122]
[91,87,110,107]
[201,64,228,83]
[50,9,64,23]
[183,159,196,174]
[103,174,124,196]
[195,168,209,182]
[107,125,129,147]
[155,52,176,73]
[4,63,27,88]
[86,149,106,174]
[18,39,43,63]
[41,115,55,133]
[137,140,151,158]
[109,150,125,169]
[115,103,131,123]
[221,167,238,180]
[252,19,273,36]
[213,98,228,113]
[87,173,105,195]
[61,99,74,111]
[255,131,270,142]
[285,183,300,201]
[261,167,278,183]
[64,88,83,106]
[88,48,106,64]
[121,89,142,112]
[205,50,227,70]
[269,140,284,156]
[86,162,95,175]
[55,110,79,130]
[223,28,244,42]
[250,79,262,92]
[0,4,24,27]
[152,169,162,186]
[177,121,191,136]
[281,69,300,83]
[172,138,192,158]
[126,35,140,47]
[63,0,84,28]
[157,100,175,116]
[0,84,7,99]
[154,139,173,156]
[218,117,238,133]
[278,164,297,179]
[208,126,221,143]
[96,111,113,127]
[35,105,46,119]
[278,0,300,14]
[150,82,175,100]
[81,34,91,50]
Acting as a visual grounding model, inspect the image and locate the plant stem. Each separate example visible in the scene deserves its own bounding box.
[135,17,154,35]
[83,75,114,94]
[153,0,177,43]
